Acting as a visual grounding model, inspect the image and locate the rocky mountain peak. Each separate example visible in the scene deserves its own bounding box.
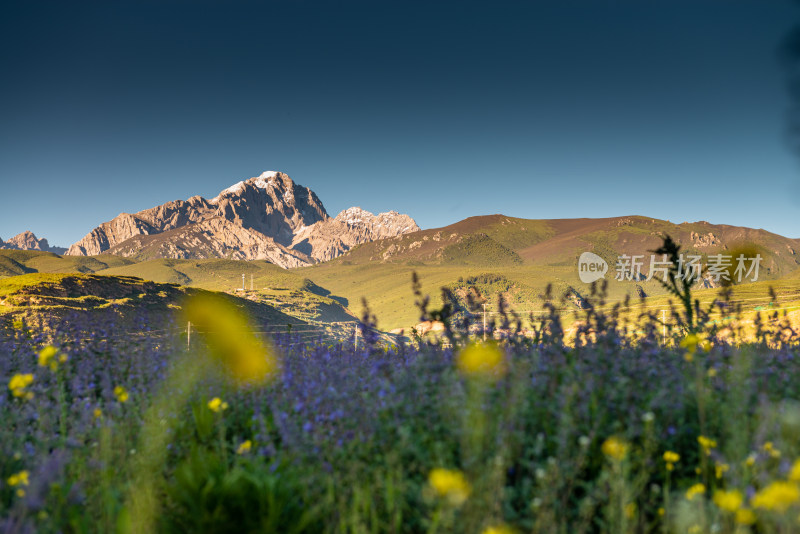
[64,170,418,268]
[0,231,66,254]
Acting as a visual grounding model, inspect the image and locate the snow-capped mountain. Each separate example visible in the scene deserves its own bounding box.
[65,171,420,268]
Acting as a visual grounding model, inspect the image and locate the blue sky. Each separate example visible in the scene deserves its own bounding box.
[1,0,799,246]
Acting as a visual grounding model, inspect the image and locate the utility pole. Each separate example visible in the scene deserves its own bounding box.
[187,321,191,350]
[354,326,359,351]
[483,303,487,341]
[241,274,245,291]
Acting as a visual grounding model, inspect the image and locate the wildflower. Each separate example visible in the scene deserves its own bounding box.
[642,412,655,423]
[658,507,665,517]
[681,333,711,354]
[686,483,706,501]
[428,468,471,506]
[207,397,228,413]
[185,294,279,385]
[15,489,25,498]
[715,462,730,479]
[763,441,781,459]
[38,346,60,370]
[751,481,800,512]
[482,525,513,534]
[7,471,29,487]
[456,342,507,379]
[113,386,129,403]
[602,437,629,461]
[745,453,757,467]
[578,436,591,448]
[663,450,680,471]
[789,459,800,481]
[698,435,716,455]
[735,508,756,525]
[8,374,34,399]
[236,440,252,455]
[93,408,102,419]
[625,502,636,519]
[707,368,717,378]
[713,489,743,512]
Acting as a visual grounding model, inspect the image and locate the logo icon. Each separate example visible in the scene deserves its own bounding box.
[578,252,608,283]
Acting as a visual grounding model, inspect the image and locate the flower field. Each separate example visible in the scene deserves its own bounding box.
[3,274,800,533]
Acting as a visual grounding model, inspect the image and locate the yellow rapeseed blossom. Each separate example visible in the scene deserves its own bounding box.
[686,483,706,501]
[482,525,514,534]
[789,459,800,482]
[7,470,29,487]
[698,435,716,455]
[663,450,679,471]
[456,342,507,379]
[735,508,756,525]
[602,437,629,461]
[113,386,129,403]
[184,294,280,385]
[713,489,743,512]
[8,373,34,399]
[428,468,471,506]
[751,481,800,512]
[236,440,252,455]
[38,346,60,370]
[207,397,229,413]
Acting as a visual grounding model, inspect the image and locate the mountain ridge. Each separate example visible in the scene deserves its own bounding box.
[65,171,420,267]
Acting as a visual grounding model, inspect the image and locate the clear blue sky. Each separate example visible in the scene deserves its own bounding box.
[2,0,799,247]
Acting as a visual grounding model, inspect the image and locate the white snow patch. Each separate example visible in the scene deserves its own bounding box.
[254,171,278,189]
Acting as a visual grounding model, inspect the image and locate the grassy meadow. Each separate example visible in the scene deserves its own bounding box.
[3,236,800,532]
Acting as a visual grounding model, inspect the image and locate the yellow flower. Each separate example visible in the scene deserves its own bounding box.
[707,368,717,378]
[713,489,743,512]
[236,440,252,455]
[763,441,781,459]
[663,450,679,470]
[745,453,757,467]
[7,470,29,487]
[686,483,706,501]
[185,294,280,385]
[207,397,228,413]
[735,508,756,525]
[625,502,636,519]
[658,507,665,517]
[752,481,800,512]
[456,342,507,379]
[113,386,129,403]
[715,462,729,479]
[93,408,102,419]
[601,437,629,461]
[681,333,711,354]
[428,468,471,506]
[38,346,60,370]
[15,489,25,498]
[8,374,34,399]
[790,459,800,482]
[698,435,716,455]
[482,525,514,534]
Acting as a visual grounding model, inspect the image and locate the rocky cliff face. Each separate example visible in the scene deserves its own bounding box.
[0,231,66,254]
[65,171,419,268]
[291,207,421,262]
